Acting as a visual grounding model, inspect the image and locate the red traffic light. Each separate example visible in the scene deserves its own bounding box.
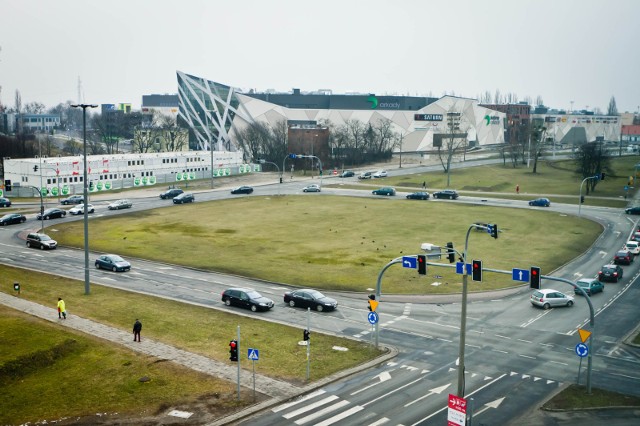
[472,259,482,282]
[417,254,427,275]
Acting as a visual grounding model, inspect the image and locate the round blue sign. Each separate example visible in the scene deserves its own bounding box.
[575,343,589,358]
[368,311,379,325]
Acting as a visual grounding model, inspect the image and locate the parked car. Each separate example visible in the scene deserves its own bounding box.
[372,187,396,196]
[574,278,604,296]
[107,199,132,210]
[95,254,131,272]
[303,184,321,193]
[173,192,195,204]
[625,206,640,215]
[26,232,57,250]
[373,170,388,178]
[0,213,26,226]
[529,198,551,207]
[0,197,11,207]
[221,288,274,312]
[60,195,84,205]
[358,172,372,180]
[339,170,355,178]
[283,289,338,312]
[598,264,623,282]
[69,203,94,215]
[406,191,430,200]
[37,208,67,220]
[231,186,253,195]
[625,240,640,255]
[530,289,574,309]
[433,190,459,200]
[160,188,184,199]
[614,249,633,265]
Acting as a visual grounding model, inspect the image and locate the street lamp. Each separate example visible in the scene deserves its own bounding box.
[71,103,98,295]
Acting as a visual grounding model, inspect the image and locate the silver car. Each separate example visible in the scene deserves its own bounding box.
[530,289,574,309]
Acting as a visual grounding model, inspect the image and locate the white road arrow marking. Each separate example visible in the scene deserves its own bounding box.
[473,397,505,417]
[350,371,392,395]
[404,383,451,407]
[599,250,608,258]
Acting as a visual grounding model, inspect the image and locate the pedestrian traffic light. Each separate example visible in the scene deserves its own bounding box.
[491,223,498,239]
[368,294,376,311]
[472,260,482,282]
[417,254,427,275]
[530,266,541,289]
[229,340,238,362]
[446,242,455,263]
[580,195,585,204]
[33,165,38,172]
[303,329,310,341]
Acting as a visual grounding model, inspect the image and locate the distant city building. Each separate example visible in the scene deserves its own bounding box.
[622,125,640,143]
[530,111,621,144]
[16,113,61,133]
[141,94,179,117]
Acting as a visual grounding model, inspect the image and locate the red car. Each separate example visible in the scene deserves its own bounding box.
[614,250,633,265]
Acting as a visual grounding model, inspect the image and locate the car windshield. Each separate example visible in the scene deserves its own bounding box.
[1,214,11,219]
[40,235,52,241]
[307,290,324,299]
[110,255,124,262]
[616,251,628,256]
[246,291,262,299]
[532,291,543,298]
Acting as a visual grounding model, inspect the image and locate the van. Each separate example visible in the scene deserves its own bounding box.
[26,233,58,250]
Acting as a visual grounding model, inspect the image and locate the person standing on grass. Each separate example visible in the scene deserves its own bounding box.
[516,184,520,194]
[57,298,66,319]
[133,319,142,342]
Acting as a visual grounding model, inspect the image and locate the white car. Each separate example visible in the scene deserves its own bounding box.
[69,203,95,215]
[530,289,574,309]
[303,184,321,192]
[624,240,640,255]
[373,170,388,178]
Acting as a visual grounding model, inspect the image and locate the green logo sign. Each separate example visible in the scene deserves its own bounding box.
[484,114,490,125]
[62,186,69,195]
[104,181,112,190]
[41,187,48,197]
[96,181,104,191]
[0,189,3,197]
[367,95,378,109]
[51,187,59,196]
[149,176,156,185]
[142,177,148,185]
[134,177,141,186]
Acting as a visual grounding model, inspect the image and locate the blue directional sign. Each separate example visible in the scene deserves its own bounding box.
[247,348,259,361]
[368,311,379,325]
[455,262,471,275]
[512,268,530,282]
[288,153,297,159]
[402,256,417,269]
[575,343,588,358]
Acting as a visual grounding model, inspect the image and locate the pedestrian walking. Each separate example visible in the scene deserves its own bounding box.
[516,184,520,194]
[133,319,142,342]
[57,297,66,319]
[422,181,426,190]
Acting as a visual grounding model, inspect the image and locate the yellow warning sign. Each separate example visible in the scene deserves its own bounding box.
[578,329,592,343]
[369,299,379,312]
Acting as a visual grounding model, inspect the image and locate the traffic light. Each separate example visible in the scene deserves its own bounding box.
[580,195,585,204]
[446,242,455,263]
[600,172,605,180]
[472,260,482,282]
[89,181,94,191]
[229,340,238,362]
[303,329,310,341]
[368,294,376,311]
[417,254,427,275]
[33,165,38,172]
[490,223,498,239]
[530,266,541,289]
[4,180,11,192]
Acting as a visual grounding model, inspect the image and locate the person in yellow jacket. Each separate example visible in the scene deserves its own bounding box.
[57,297,66,319]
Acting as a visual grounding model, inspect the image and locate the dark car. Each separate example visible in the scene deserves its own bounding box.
[614,249,633,265]
[26,232,57,250]
[406,191,430,200]
[160,188,184,199]
[339,170,355,178]
[433,190,459,200]
[60,195,84,205]
[95,254,131,272]
[598,264,623,282]
[372,187,396,196]
[0,213,26,226]
[37,208,67,220]
[231,186,254,195]
[283,289,338,312]
[173,192,195,204]
[108,199,132,210]
[529,198,551,207]
[0,197,11,207]
[221,288,274,312]
[625,206,640,215]
[574,278,604,296]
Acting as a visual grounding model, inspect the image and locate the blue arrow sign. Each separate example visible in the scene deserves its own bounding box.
[248,348,259,361]
[368,311,379,325]
[455,262,471,275]
[512,268,530,282]
[402,256,417,269]
[575,343,588,358]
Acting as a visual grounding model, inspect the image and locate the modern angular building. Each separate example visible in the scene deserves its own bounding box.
[177,71,507,154]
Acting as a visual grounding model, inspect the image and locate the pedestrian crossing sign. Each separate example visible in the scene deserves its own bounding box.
[248,348,259,361]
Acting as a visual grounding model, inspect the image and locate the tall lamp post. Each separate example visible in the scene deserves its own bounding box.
[71,103,98,295]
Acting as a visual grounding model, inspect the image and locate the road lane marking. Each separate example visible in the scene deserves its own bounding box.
[283,395,339,419]
[495,334,511,339]
[518,354,536,359]
[312,405,364,426]
[294,400,350,425]
[272,390,325,412]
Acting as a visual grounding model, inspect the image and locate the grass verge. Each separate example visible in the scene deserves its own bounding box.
[543,384,640,410]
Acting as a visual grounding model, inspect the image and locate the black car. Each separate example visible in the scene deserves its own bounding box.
[37,208,67,220]
[625,206,640,215]
[173,192,195,204]
[0,197,11,207]
[433,190,459,200]
[283,289,338,312]
[614,250,633,265]
[95,254,131,272]
[160,188,184,199]
[598,264,623,282]
[60,195,84,205]
[406,191,430,200]
[231,186,254,195]
[0,213,26,226]
[221,288,274,312]
[339,170,355,178]
[26,233,57,250]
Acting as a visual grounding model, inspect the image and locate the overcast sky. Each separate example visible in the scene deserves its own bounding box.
[1,0,638,113]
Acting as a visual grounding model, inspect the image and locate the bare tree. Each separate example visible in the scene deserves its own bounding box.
[63,138,82,155]
[493,89,502,104]
[437,110,468,187]
[158,114,188,152]
[529,121,547,173]
[24,102,46,114]
[573,142,609,194]
[607,96,618,116]
[535,95,544,106]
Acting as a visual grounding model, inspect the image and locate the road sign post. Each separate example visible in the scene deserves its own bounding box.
[448,393,467,426]
[247,348,259,401]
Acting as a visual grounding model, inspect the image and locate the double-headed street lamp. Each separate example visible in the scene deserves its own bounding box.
[71,103,98,295]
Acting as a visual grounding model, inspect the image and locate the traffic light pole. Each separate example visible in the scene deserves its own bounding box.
[456,224,475,397]
[236,325,241,401]
[306,308,311,382]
